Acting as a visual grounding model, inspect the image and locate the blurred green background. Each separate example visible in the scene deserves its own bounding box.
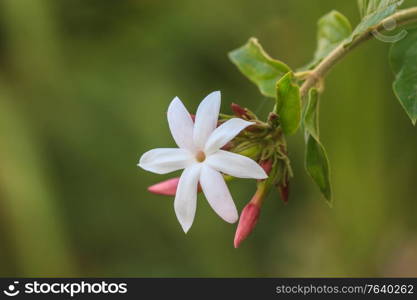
[0,0,416,277]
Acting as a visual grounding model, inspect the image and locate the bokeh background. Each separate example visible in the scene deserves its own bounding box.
[0,0,416,277]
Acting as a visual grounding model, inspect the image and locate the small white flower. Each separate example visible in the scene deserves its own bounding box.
[138,91,267,233]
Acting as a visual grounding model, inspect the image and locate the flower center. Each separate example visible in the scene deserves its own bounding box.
[196,151,206,162]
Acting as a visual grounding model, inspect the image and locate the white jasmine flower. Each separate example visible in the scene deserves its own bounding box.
[138,91,267,233]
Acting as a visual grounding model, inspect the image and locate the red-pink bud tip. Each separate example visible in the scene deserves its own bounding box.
[148,178,180,196]
[259,160,273,175]
[231,103,249,119]
[279,182,289,204]
[268,112,278,121]
[234,203,261,248]
[221,142,233,151]
[148,178,203,196]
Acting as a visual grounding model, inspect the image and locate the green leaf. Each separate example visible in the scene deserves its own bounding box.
[275,72,301,135]
[305,10,352,69]
[229,38,291,98]
[305,135,332,203]
[303,87,320,139]
[304,89,332,204]
[390,28,417,125]
[347,0,403,44]
[357,0,401,17]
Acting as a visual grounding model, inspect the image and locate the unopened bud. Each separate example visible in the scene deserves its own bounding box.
[234,203,260,248]
[267,112,279,127]
[234,144,261,159]
[234,184,267,248]
[221,142,233,151]
[148,178,180,196]
[231,103,249,119]
[148,178,202,196]
[268,112,278,122]
[259,159,273,175]
[278,180,289,204]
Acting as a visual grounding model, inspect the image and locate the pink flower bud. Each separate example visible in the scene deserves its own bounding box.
[234,203,261,248]
[148,178,180,196]
[231,103,249,119]
[259,159,273,175]
[148,178,202,196]
[278,180,289,204]
[221,142,233,151]
[268,112,278,122]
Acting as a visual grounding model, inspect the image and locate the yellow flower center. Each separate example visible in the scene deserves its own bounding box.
[196,151,206,162]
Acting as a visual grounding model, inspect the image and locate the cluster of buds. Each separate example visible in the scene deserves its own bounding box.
[229,103,292,247]
[147,102,293,247]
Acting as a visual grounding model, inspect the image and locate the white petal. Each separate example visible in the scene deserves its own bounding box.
[167,97,195,151]
[204,118,254,154]
[193,91,221,149]
[174,164,201,233]
[199,165,238,223]
[206,150,268,179]
[138,148,193,174]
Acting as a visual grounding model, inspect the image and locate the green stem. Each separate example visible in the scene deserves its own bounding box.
[300,6,417,98]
